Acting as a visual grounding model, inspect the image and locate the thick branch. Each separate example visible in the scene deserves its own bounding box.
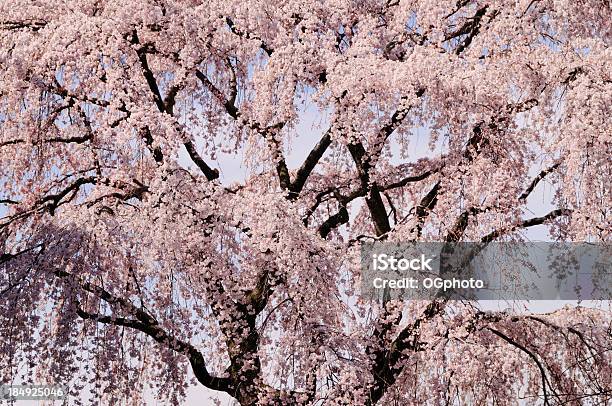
[289,130,332,198]
[314,165,435,237]
[131,31,166,113]
[0,20,47,31]
[0,199,19,205]
[444,206,489,242]
[195,69,239,119]
[184,141,220,181]
[195,70,290,188]
[444,6,491,55]
[318,206,349,238]
[414,181,440,236]
[38,176,98,215]
[347,142,391,236]
[140,127,164,163]
[371,89,425,159]
[131,47,218,178]
[381,169,435,191]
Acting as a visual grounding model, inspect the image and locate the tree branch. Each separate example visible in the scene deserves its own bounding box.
[520,162,561,201]
[195,69,239,119]
[371,89,425,159]
[487,327,552,405]
[444,206,487,242]
[318,206,349,238]
[347,141,391,236]
[0,198,19,205]
[0,20,47,31]
[414,181,440,236]
[225,17,273,57]
[380,168,436,191]
[444,5,491,55]
[75,305,231,392]
[289,130,332,199]
[366,300,446,405]
[184,141,220,181]
[51,266,232,393]
[131,30,166,113]
[482,208,572,242]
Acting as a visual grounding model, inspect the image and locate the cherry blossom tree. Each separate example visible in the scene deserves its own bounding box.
[1,0,610,404]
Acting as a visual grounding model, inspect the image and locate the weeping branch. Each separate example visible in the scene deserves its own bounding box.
[52,266,232,393]
[486,327,553,405]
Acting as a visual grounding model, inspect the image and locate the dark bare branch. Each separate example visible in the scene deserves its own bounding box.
[371,88,425,159]
[482,208,571,242]
[381,168,436,191]
[195,69,239,119]
[347,141,391,236]
[184,141,220,181]
[520,162,561,201]
[131,30,166,113]
[0,20,47,31]
[444,5,491,55]
[0,199,19,205]
[318,206,349,238]
[444,206,487,242]
[289,130,332,198]
[367,300,446,405]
